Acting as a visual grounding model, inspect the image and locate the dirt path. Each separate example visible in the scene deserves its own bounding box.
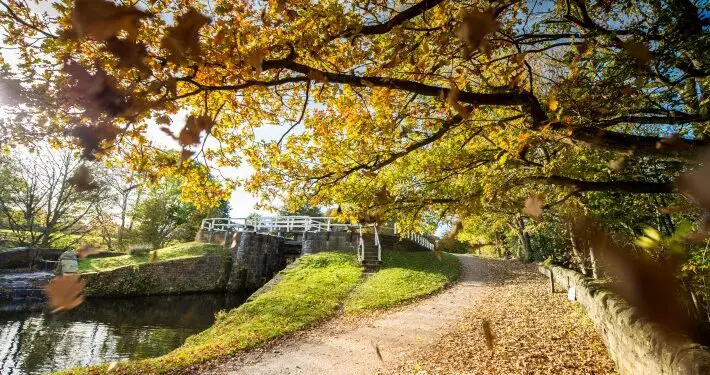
[194,256,615,375]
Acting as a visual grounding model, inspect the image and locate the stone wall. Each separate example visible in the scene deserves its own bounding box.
[302,231,359,254]
[0,248,63,269]
[539,265,710,375]
[82,256,231,297]
[301,232,432,254]
[227,232,285,291]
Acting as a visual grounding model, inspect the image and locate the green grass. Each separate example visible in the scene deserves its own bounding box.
[63,251,362,374]
[344,251,460,313]
[78,242,228,273]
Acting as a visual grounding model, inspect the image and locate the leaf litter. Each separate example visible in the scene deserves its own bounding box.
[385,260,616,375]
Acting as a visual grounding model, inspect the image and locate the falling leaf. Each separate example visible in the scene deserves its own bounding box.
[372,342,383,361]
[456,8,499,54]
[75,244,100,259]
[374,186,392,204]
[67,165,99,192]
[71,0,150,41]
[676,152,710,211]
[434,250,443,261]
[523,195,544,218]
[150,250,158,263]
[548,95,559,112]
[481,319,494,350]
[571,216,697,335]
[575,43,591,56]
[308,69,327,83]
[214,29,226,45]
[621,40,652,68]
[70,122,122,160]
[107,362,118,371]
[608,156,626,170]
[247,49,266,74]
[155,114,172,126]
[62,61,130,119]
[44,275,87,313]
[181,149,195,161]
[104,37,149,72]
[161,8,210,64]
[656,133,686,149]
[446,84,470,118]
[178,114,213,146]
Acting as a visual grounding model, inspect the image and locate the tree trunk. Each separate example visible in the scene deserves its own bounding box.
[515,215,533,262]
[569,229,588,276]
[588,244,599,279]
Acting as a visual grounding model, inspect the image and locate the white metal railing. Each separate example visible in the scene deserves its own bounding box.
[403,232,436,251]
[357,225,365,263]
[201,216,435,253]
[374,225,382,261]
[201,216,353,234]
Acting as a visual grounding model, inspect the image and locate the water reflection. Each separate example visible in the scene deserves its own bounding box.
[0,293,248,374]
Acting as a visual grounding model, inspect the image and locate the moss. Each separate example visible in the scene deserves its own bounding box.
[344,251,460,313]
[79,242,228,273]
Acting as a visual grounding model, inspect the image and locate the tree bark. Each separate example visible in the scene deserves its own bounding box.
[515,215,533,262]
[569,229,588,276]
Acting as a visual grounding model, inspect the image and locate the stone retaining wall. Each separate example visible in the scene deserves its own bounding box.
[83,256,231,297]
[301,232,432,254]
[302,231,359,254]
[0,248,63,269]
[539,265,710,375]
[227,232,285,291]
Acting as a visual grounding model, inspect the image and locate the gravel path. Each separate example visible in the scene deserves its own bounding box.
[192,256,615,375]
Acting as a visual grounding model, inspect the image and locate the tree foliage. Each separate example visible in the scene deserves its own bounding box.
[0,0,709,325]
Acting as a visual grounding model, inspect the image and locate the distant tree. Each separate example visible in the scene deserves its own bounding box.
[91,167,144,251]
[0,148,100,248]
[134,178,228,248]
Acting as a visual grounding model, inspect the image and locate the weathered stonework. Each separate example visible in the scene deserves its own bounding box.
[227,232,285,291]
[539,265,710,375]
[301,232,431,254]
[0,248,62,269]
[302,231,359,254]
[82,256,231,297]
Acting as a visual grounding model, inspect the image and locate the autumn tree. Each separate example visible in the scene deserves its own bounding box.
[0,0,708,242]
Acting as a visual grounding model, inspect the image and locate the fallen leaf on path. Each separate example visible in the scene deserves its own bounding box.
[482,319,494,350]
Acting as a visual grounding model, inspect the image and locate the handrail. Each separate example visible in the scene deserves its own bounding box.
[374,225,381,262]
[357,225,365,263]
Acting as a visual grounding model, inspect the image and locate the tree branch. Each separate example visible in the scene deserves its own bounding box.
[530,175,674,194]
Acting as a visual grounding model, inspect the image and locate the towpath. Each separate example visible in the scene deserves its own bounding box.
[194,256,615,375]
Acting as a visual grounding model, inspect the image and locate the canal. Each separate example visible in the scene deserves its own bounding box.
[0,293,248,374]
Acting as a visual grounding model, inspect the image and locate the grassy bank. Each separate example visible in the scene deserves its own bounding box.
[78,242,227,273]
[345,251,460,313]
[65,251,362,374]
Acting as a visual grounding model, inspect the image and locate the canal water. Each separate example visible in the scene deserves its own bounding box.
[0,293,248,374]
